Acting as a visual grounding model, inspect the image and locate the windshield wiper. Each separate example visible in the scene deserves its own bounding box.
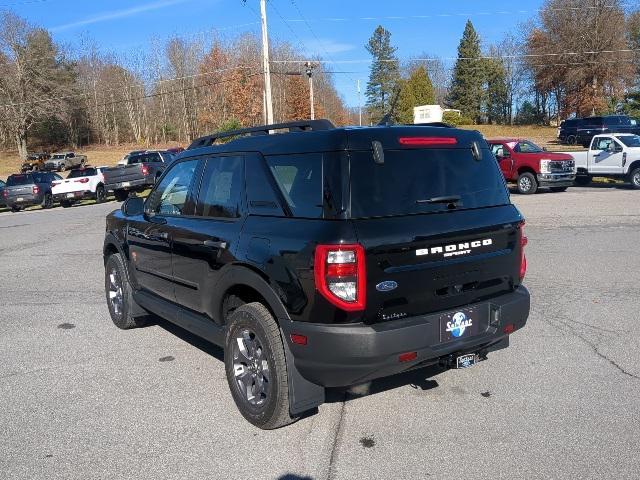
[416,195,462,205]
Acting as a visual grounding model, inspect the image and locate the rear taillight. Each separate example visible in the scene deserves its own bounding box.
[74,178,89,183]
[519,222,528,281]
[32,185,40,195]
[141,165,149,176]
[2,190,7,198]
[314,244,366,311]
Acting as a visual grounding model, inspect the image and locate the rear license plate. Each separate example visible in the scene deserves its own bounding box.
[440,306,482,342]
[456,353,478,369]
[67,193,74,198]
[122,182,130,187]
[16,197,24,202]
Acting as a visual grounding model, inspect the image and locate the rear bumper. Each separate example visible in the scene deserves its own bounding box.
[53,190,93,201]
[5,193,43,207]
[537,173,575,187]
[105,178,151,191]
[280,287,530,388]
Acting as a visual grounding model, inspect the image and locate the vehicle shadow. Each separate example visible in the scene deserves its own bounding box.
[151,316,224,362]
[149,316,444,404]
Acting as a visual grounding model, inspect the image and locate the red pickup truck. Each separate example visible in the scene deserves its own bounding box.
[487,139,576,194]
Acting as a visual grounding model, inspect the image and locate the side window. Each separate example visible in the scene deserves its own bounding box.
[196,156,243,218]
[68,153,74,158]
[146,159,199,216]
[266,153,322,218]
[595,138,612,151]
[490,144,503,156]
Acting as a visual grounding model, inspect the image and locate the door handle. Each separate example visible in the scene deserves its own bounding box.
[204,239,227,249]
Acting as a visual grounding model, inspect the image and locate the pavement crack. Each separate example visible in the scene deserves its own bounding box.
[326,394,347,480]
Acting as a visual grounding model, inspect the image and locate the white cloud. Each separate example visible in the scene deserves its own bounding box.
[303,38,355,56]
[50,0,193,32]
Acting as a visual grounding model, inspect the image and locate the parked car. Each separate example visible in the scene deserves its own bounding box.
[2,171,62,211]
[52,166,108,207]
[487,139,576,194]
[557,118,585,145]
[559,133,640,188]
[20,152,51,172]
[44,152,87,172]
[103,151,171,201]
[103,120,530,429]
[0,179,5,208]
[117,150,148,166]
[574,115,640,147]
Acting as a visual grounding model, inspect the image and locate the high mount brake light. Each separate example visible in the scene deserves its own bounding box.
[314,244,366,312]
[399,137,458,146]
[519,222,528,281]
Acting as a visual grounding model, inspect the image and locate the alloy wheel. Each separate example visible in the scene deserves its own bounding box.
[232,329,270,407]
[519,176,532,192]
[107,267,124,319]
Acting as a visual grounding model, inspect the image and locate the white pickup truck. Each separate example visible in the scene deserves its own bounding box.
[51,166,108,207]
[560,133,640,188]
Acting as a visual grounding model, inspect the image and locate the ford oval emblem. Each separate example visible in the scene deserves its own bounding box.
[376,280,398,292]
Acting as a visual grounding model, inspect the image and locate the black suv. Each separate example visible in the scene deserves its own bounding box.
[103,120,530,429]
[575,115,640,147]
[558,118,585,145]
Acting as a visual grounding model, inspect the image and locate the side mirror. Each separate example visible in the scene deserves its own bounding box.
[121,196,144,216]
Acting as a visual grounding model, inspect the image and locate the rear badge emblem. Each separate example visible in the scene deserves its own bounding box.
[376,281,398,292]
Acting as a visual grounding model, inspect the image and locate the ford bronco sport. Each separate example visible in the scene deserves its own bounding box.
[103,120,530,429]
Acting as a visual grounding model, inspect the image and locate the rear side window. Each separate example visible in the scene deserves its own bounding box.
[349,148,509,218]
[7,175,32,186]
[266,154,322,218]
[196,156,243,218]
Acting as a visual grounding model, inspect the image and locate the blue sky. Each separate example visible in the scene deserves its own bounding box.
[10,0,544,106]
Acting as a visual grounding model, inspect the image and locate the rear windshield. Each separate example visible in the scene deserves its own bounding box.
[52,154,65,159]
[68,168,97,178]
[7,174,32,186]
[349,148,509,218]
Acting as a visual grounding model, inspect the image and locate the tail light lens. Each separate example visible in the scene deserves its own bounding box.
[32,185,40,195]
[74,178,89,183]
[519,222,528,281]
[2,190,7,198]
[141,165,149,176]
[314,244,366,311]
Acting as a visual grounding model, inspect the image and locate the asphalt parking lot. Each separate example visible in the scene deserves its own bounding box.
[1,186,639,480]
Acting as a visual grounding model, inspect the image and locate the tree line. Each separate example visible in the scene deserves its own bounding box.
[0,11,348,158]
[364,0,640,126]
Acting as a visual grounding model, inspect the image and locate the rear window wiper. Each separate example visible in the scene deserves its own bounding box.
[416,195,461,205]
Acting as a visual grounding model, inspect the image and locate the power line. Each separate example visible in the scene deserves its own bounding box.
[271,47,640,64]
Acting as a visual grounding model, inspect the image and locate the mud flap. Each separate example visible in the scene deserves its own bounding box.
[281,329,325,415]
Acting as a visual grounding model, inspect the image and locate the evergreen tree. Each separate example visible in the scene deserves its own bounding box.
[447,20,484,123]
[397,66,435,124]
[484,59,509,124]
[365,25,400,123]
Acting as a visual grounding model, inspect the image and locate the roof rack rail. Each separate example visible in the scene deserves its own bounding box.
[187,119,336,150]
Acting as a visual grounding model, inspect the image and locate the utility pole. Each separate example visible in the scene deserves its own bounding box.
[260,0,274,124]
[357,79,362,126]
[305,61,316,120]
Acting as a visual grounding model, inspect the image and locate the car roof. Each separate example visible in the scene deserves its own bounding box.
[179,125,486,160]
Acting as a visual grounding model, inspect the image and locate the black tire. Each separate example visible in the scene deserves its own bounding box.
[550,187,568,192]
[95,185,106,203]
[566,135,576,145]
[104,253,146,329]
[42,192,53,209]
[575,175,592,186]
[628,167,640,189]
[11,205,21,212]
[61,200,72,208]
[114,189,129,202]
[225,302,297,429]
[516,172,538,194]
[59,164,66,172]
